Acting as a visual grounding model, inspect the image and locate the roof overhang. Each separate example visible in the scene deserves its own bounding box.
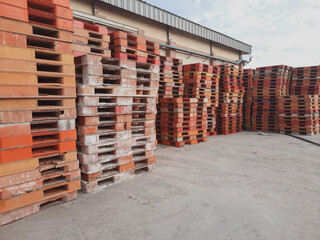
[98,0,252,54]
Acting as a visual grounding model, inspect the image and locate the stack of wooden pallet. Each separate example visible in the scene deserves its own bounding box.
[242,69,254,130]
[156,56,185,145]
[291,66,320,95]
[156,98,207,147]
[183,64,213,100]
[109,31,160,65]
[157,62,210,147]
[279,95,319,135]
[279,65,320,135]
[0,0,80,225]
[252,65,291,132]
[72,20,111,57]
[132,61,158,172]
[183,63,219,136]
[207,66,220,136]
[158,56,184,99]
[75,54,158,193]
[217,64,243,134]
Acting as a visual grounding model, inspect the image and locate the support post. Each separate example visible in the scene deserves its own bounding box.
[209,41,216,65]
[166,26,176,58]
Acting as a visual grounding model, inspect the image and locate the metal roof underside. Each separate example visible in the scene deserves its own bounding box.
[99,0,252,54]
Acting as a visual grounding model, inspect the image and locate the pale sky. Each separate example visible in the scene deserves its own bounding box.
[144,0,320,68]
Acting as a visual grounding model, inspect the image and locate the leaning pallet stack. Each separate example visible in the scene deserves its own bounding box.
[0,0,80,225]
[242,69,254,130]
[183,63,219,136]
[217,64,244,135]
[278,65,320,135]
[75,53,158,193]
[72,20,111,57]
[252,65,291,132]
[157,98,207,147]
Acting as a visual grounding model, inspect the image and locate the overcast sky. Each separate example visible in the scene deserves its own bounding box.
[144,0,320,68]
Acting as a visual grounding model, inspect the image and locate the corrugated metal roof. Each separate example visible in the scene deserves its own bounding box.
[99,0,252,54]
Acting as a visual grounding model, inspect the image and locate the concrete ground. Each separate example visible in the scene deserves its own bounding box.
[297,134,320,145]
[1,132,320,240]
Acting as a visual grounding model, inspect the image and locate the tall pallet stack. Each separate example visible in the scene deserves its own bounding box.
[0,0,80,225]
[217,64,244,134]
[182,63,212,139]
[252,65,291,132]
[279,65,320,135]
[75,54,158,193]
[156,98,207,147]
[183,63,220,136]
[120,32,160,177]
[156,61,209,147]
[72,20,111,57]
[109,30,160,162]
[242,69,254,130]
[156,56,185,144]
[132,60,158,173]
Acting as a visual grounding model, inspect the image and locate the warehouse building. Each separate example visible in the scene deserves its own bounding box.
[70,0,252,65]
[1,0,320,238]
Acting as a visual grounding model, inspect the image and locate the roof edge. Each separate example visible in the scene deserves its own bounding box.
[99,0,252,54]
